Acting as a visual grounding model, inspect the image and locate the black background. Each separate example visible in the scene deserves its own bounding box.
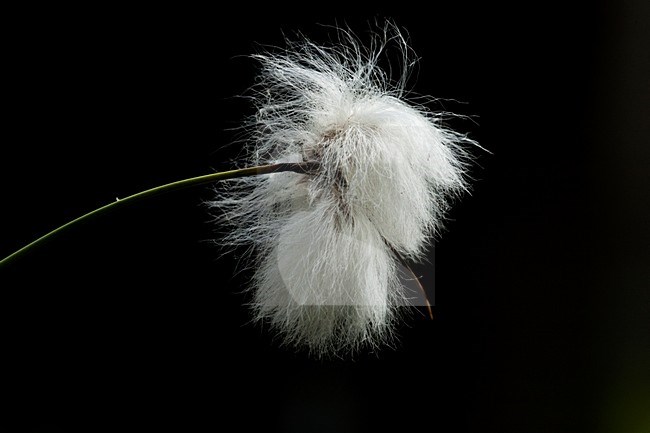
[2,2,649,432]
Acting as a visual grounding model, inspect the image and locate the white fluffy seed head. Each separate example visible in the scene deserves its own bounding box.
[210,24,475,357]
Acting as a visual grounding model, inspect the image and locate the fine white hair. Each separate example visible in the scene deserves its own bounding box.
[211,24,475,357]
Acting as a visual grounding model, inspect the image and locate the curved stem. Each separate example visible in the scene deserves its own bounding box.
[0,162,315,267]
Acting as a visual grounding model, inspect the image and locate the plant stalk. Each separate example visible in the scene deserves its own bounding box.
[0,162,316,267]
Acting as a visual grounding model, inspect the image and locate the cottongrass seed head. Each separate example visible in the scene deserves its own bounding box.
[211,23,476,358]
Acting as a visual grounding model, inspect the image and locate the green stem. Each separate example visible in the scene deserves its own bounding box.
[0,162,316,267]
